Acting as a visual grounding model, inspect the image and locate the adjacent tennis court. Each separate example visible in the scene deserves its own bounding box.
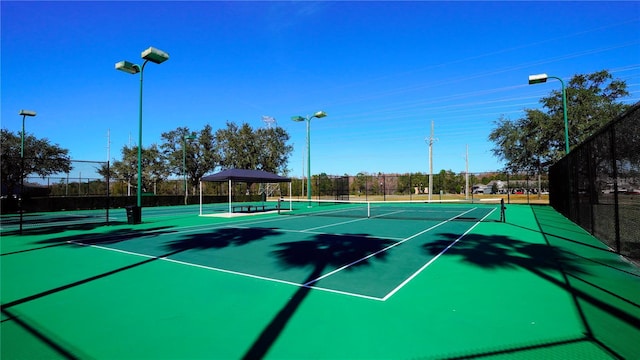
[2,202,639,359]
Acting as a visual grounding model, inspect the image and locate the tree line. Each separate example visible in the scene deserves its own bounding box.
[101,122,293,195]
[0,122,292,197]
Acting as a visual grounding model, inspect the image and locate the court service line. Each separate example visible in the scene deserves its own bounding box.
[69,240,384,301]
[301,217,370,232]
[369,210,410,219]
[232,225,407,241]
[381,208,497,301]
[131,212,296,237]
[57,213,303,248]
[157,213,312,237]
[302,208,478,288]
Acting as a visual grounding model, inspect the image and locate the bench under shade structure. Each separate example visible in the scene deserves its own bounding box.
[199,169,292,216]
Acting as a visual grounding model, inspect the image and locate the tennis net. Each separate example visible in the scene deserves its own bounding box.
[278,198,505,222]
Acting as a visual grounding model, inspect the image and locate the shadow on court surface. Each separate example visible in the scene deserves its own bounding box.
[243,233,396,359]
[0,212,121,237]
[0,226,176,257]
[423,231,640,359]
[423,233,586,274]
[4,205,639,359]
[158,227,398,359]
[164,227,282,251]
[3,224,395,359]
[1,226,285,359]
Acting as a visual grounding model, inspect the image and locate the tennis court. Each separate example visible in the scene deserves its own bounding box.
[2,202,639,359]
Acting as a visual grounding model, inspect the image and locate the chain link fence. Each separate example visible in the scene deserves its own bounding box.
[5,161,552,213]
[290,171,549,204]
[549,102,640,260]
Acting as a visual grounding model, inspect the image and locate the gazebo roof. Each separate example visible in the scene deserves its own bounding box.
[201,169,291,183]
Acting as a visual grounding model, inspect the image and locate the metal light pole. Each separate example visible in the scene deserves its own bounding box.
[528,73,570,154]
[18,110,36,235]
[291,111,327,203]
[183,134,197,205]
[116,47,169,223]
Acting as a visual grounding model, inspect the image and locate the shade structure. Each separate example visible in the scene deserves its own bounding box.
[201,169,291,183]
[199,169,291,215]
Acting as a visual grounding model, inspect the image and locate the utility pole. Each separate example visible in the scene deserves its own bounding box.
[465,144,469,200]
[425,121,437,201]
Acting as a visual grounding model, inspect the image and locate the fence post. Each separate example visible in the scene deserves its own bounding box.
[610,124,621,253]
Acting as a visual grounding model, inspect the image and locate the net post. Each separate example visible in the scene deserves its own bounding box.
[500,198,506,223]
[367,201,371,218]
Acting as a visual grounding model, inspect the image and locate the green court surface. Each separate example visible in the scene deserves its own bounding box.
[1,204,639,359]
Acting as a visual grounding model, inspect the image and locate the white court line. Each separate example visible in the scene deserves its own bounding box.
[292,206,367,218]
[302,208,478,287]
[232,225,408,241]
[69,240,383,301]
[67,212,297,245]
[67,206,494,302]
[381,207,497,301]
[370,210,406,219]
[301,217,370,232]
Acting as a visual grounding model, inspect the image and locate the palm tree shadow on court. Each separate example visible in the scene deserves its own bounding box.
[242,232,396,360]
[163,227,282,252]
[2,226,284,359]
[5,227,283,309]
[423,233,586,274]
[0,214,124,236]
[0,226,177,257]
[422,233,640,359]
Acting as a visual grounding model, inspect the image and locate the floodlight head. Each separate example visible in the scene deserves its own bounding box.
[291,116,305,122]
[528,73,548,85]
[312,111,327,119]
[115,61,141,74]
[19,109,36,117]
[141,46,169,64]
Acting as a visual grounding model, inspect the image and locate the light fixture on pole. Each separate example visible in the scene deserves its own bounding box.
[18,109,36,235]
[183,134,197,205]
[528,73,570,154]
[116,46,169,223]
[291,111,327,204]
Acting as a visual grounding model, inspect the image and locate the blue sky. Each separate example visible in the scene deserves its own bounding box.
[2,1,639,180]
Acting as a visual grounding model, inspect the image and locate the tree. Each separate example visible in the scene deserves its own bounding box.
[351,172,369,196]
[216,122,257,170]
[316,173,334,197]
[215,121,293,174]
[255,127,293,174]
[489,110,552,175]
[108,144,168,195]
[545,70,630,147]
[146,144,168,194]
[489,70,631,172]
[0,129,71,196]
[160,124,219,193]
[436,169,463,194]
